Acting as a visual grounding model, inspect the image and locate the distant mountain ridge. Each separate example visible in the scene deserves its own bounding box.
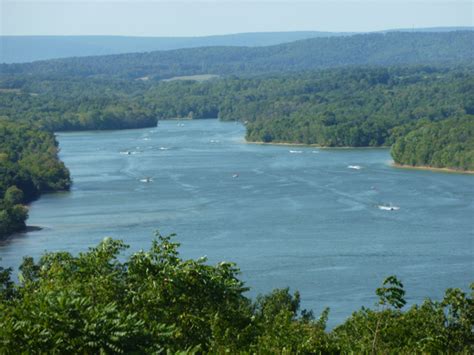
[0,31,350,64]
[2,31,472,79]
[1,27,472,64]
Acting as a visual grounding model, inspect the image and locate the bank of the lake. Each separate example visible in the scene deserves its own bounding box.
[392,163,474,175]
[1,120,473,327]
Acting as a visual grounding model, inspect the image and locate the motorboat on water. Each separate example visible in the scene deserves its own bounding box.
[140,177,153,183]
[347,165,362,170]
[378,204,400,211]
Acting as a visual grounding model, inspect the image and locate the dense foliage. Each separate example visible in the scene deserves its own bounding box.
[392,116,474,171]
[2,66,472,137]
[0,78,157,131]
[0,233,472,353]
[142,66,472,147]
[1,32,472,79]
[0,120,70,238]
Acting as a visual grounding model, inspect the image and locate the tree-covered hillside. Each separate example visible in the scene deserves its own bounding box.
[392,116,474,171]
[1,32,472,79]
[0,120,70,239]
[0,233,472,353]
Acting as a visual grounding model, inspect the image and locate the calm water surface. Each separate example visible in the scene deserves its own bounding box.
[1,120,473,326]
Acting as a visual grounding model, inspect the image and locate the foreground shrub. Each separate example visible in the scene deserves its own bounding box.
[0,233,472,353]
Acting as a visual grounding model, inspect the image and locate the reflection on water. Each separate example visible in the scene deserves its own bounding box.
[1,120,473,326]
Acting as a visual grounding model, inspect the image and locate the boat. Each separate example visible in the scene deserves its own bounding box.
[140,177,153,183]
[378,204,400,211]
[120,151,131,155]
[347,165,362,170]
[232,173,239,179]
[289,150,303,154]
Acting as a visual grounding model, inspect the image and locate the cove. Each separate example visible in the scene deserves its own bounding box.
[1,119,473,326]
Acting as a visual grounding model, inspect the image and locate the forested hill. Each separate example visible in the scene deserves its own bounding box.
[1,31,473,79]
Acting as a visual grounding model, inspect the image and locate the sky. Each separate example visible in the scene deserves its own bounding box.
[1,0,473,36]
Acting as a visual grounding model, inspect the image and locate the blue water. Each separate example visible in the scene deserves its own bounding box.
[1,120,473,326]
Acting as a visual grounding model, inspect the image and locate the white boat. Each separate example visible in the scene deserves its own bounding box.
[120,151,131,155]
[289,150,303,154]
[140,177,153,183]
[378,204,400,211]
[159,147,169,150]
[347,165,362,170]
[232,173,239,178]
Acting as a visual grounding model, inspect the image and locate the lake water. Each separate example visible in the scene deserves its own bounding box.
[1,120,473,326]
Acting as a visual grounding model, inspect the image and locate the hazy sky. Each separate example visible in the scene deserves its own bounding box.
[1,0,472,36]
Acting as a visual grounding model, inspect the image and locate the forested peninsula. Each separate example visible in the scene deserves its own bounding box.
[0,120,70,239]
[392,116,474,172]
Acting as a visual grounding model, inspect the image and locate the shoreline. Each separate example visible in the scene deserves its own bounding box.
[246,140,389,149]
[392,163,474,175]
[0,226,43,245]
